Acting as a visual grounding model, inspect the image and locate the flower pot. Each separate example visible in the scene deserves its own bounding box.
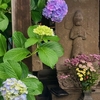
[83,90,93,100]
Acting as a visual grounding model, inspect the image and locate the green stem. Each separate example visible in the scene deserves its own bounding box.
[25,49,38,58]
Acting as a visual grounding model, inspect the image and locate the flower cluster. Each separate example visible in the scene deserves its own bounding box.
[0,78,28,100]
[42,0,68,23]
[64,54,100,91]
[33,25,54,36]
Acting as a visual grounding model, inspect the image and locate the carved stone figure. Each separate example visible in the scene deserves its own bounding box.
[70,10,86,58]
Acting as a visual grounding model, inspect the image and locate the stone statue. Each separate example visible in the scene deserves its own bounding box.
[70,10,86,58]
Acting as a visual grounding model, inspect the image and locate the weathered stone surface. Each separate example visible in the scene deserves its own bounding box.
[56,0,99,89]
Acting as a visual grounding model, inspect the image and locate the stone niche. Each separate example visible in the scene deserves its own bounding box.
[56,0,99,89]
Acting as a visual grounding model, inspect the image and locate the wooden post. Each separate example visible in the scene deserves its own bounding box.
[11,0,32,71]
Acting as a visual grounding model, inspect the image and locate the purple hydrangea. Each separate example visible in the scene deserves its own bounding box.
[42,0,68,23]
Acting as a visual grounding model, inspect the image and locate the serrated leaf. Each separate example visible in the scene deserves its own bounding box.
[12,31,27,48]
[27,25,38,38]
[42,41,64,57]
[30,0,37,10]
[3,48,30,62]
[31,10,42,24]
[0,0,2,4]
[2,61,22,79]
[37,0,46,9]
[19,62,29,79]
[27,94,36,100]
[22,78,43,95]
[0,63,9,80]
[0,12,9,32]
[0,3,8,10]
[43,35,60,42]
[25,37,38,48]
[2,0,11,3]
[0,34,7,56]
[38,46,58,68]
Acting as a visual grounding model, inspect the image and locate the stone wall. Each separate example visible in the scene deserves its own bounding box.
[56,0,99,89]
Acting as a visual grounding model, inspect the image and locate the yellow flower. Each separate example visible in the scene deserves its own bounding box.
[78,73,83,77]
[80,77,83,81]
[33,25,54,36]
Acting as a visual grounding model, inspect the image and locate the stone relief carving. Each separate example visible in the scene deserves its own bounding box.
[70,10,86,58]
[57,10,87,89]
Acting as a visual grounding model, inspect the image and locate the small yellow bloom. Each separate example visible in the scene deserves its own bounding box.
[80,77,83,81]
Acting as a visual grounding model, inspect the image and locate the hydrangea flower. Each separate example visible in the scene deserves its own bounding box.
[42,0,68,22]
[0,78,28,100]
[33,25,54,36]
[27,74,37,79]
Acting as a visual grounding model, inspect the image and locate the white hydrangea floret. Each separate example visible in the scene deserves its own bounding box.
[0,78,28,100]
[27,74,38,79]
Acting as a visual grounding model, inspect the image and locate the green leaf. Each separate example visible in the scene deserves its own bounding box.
[42,41,64,57]
[0,34,7,56]
[31,10,42,24]
[30,0,37,10]
[22,78,43,95]
[25,37,38,48]
[27,94,36,100]
[27,25,38,38]
[2,61,22,79]
[43,35,60,42]
[2,0,11,3]
[38,46,58,68]
[3,48,30,62]
[19,62,29,79]
[0,3,8,10]
[0,0,2,4]
[0,12,9,32]
[0,96,3,100]
[12,31,27,48]
[0,61,22,79]
[0,63,9,80]
[37,0,46,9]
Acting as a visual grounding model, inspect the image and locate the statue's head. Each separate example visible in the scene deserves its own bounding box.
[73,10,83,26]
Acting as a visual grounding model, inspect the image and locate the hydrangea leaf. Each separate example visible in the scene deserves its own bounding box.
[0,12,9,32]
[38,46,58,69]
[43,35,60,42]
[27,25,38,38]
[19,62,29,79]
[27,94,35,100]
[31,10,42,24]
[3,48,30,62]
[0,63,9,80]
[3,61,22,79]
[2,0,11,3]
[0,3,8,10]
[42,41,64,57]
[37,0,46,9]
[0,34,7,56]
[12,31,27,48]
[25,37,39,48]
[22,78,43,95]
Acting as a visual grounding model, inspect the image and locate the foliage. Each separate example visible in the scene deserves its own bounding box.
[0,0,68,100]
[0,24,63,100]
[64,54,100,91]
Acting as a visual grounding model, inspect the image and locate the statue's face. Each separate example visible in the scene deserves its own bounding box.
[73,11,83,26]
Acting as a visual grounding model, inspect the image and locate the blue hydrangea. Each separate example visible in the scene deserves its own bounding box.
[42,0,68,22]
[0,78,28,100]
